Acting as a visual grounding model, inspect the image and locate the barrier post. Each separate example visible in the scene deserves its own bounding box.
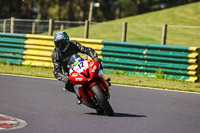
[122,22,128,42]
[60,24,64,30]
[48,19,54,36]
[84,20,89,38]
[10,17,14,33]
[32,21,36,34]
[3,19,6,32]
[161,24,167,45]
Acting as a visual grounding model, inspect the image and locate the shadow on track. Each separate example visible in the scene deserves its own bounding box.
[113,112,146,118]
[85,112,146,118]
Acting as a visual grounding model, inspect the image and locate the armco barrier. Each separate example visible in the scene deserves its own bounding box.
[0,33,103,67]
[0,33,199,82]
[102,40,199,82]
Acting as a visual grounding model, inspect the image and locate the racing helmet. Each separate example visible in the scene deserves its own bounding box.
[54,31,70,53]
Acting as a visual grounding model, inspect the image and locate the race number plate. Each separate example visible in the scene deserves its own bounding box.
[73,61,88,73]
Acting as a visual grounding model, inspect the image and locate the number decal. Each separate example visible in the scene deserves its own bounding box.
[74,61,88,73]
[78,62,84,69]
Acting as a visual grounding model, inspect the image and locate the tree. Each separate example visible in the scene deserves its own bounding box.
[0,0,22,18]
[0,0,199,21]
[114,0,138,19]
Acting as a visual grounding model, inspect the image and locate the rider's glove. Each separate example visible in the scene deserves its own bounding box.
[62,76,69,84]
[97,58,102,63]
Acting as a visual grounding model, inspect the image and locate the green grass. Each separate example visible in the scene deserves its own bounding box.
[0,63,200,93]
[45,2,200,47]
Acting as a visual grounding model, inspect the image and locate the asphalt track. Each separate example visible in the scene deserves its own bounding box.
[0,74,200,133]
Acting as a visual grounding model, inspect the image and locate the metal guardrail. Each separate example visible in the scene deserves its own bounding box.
[0,32,199,82]
[102,40,199,82]
[0,18,85,35]
[0,33,103,67]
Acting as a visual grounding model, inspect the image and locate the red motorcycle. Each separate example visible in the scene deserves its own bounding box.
[68,54,114,116]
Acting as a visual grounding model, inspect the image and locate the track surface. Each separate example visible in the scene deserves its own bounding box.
[0,74,200,133]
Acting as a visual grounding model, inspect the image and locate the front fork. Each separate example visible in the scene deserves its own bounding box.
[98,70,111,101]
[73,84,82,100]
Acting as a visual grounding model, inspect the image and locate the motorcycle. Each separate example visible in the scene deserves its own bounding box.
[68,54,114,116]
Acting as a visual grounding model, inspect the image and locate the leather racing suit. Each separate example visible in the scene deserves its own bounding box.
[51,40,98,92]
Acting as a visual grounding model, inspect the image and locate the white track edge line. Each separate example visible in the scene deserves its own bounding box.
[112,84,200,95]
[0,73,56,80]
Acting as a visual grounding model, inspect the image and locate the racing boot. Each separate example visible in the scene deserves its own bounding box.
[63,87,82,104]
[63,87,68,92]
[64,82,75,92]
[63,87,75,93]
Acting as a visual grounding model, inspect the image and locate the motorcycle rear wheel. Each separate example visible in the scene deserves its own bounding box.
[91,85,114,116]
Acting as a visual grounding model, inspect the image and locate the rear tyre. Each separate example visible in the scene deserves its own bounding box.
[91,85,114,116]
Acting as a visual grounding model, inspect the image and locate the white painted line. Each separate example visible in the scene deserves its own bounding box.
[0,73,56,81]
[0,73,200,95]
[112,84,200,95]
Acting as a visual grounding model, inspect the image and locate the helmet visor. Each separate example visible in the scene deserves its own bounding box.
[55,39,69,52]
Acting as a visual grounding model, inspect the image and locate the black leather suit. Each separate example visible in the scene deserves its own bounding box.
[51,40,98,92]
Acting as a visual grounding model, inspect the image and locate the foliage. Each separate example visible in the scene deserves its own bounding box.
[155,68,164,79]
[0,0,199,21]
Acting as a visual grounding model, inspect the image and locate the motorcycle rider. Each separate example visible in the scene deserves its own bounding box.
[51,31,110,104]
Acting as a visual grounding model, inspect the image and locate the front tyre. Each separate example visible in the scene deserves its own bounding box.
[91,85,114,116]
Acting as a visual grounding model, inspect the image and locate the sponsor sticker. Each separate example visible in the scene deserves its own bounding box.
[89,62,94,67]
[72,73,78,77]
[92,66,97,72]
[75,78,83,81]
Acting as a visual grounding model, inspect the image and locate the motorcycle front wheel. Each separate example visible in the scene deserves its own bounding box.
[91,85,114,116]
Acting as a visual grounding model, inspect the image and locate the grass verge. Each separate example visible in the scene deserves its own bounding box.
[0,63,200,93]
